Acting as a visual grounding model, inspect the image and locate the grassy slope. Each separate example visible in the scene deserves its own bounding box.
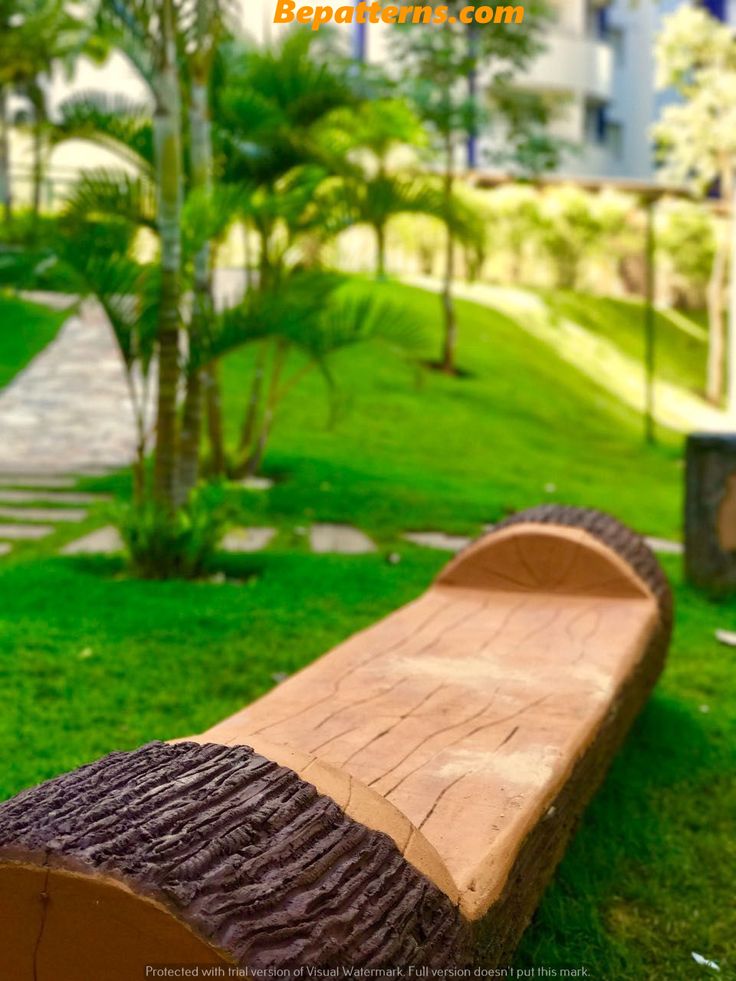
[220,283,683,540]
[0,283,733,977]
[543,290,708,397]
[0,293,66,389]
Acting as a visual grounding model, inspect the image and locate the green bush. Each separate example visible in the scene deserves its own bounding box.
[116,483,231,580]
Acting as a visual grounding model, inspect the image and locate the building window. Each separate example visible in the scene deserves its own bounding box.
[702,0,726,21]
[584,100,608,145]
[585,1,611,39]
[608,27,625,67]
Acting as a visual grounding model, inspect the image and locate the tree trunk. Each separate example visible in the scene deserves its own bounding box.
[204,362,225,476]
[176,367,202,505]
[375,223,386,280]
[238,342,268,457]
[245,342,286,477]
[0,87,11,223]
[176,64,214,502]
[152,0,184,511]
[28,82,46,222]
[706,216,728,406]
[440,139,458,374]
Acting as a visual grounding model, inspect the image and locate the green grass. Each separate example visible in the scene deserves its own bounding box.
[543,290,708,397]
[0,292,67,389]
[0,282,733,978]
[219,282,683,541]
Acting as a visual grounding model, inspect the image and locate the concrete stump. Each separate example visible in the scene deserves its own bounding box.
[0,506,672,974]
[685,433,736,592]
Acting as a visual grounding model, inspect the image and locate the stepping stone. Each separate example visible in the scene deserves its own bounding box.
[309,524,376,555]
[221,527,276,553]
[61,526,124,555]
[0,475,76,489]
[645,536,684,556]
[237,477,274,491]
[0,490,109,505]
[715,629,736,648]
[0,524,53,540]
[403,532,472,553]
[0,543,11,557]
[0,506,88,523]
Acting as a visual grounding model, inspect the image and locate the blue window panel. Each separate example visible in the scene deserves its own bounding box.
[596,105,608,142]
[703,0,726,21]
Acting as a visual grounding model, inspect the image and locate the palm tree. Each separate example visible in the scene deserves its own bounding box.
[0,0,96,222]
[211,31,362,473]
[216,270,426,477]
[91,0,183,510]
[315,99,434,279]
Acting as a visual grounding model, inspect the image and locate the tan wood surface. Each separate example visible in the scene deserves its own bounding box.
[196,524,659,920]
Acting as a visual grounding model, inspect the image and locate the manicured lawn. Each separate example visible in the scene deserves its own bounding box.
[543,289,708,397]
[0,292,67,389]
[0,282,732,977]
[219,282,683,541]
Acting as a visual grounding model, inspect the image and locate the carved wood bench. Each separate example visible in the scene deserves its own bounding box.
[0,506,672,978]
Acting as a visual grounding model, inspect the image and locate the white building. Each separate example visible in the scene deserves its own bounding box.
[11,0,736,199]
[237,0,729,182]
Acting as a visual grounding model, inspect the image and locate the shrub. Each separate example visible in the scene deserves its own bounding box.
[116,483,231,580]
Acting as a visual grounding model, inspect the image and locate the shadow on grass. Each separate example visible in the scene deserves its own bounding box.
[516,692,730,977]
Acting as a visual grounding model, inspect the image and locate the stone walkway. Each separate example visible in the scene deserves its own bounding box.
[0,291,686,565]
[0,298,154,474]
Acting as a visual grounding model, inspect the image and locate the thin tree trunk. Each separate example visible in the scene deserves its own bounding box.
[243,220,253,292]
[152,0,184,511]
[32,121,42,217]
[441,137,458,374]
[0,86,11,223]
[239,342,268,457]
[204,361,225,475]
[177,60,214,502]
[707,216,728,406]
[375,223,386,280]
[177,367,202,504]
[245,342,287,477]
[29,83,46,222]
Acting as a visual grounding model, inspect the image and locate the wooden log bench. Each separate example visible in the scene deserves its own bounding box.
[0,506,672,978]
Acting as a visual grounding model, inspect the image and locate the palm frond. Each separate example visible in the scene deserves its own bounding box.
[64,168,157,232]
[54,91,154,174]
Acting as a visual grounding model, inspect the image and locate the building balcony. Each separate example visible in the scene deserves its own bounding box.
[521,31,615,102]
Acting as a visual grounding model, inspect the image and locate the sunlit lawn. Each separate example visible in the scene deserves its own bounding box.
[0,286,732,978]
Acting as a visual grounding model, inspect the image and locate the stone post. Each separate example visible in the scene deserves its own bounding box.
[685,432,736,592]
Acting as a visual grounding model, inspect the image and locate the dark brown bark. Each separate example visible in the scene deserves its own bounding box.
[0,742,468,973]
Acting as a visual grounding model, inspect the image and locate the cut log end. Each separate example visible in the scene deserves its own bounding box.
[0,742,469,978]
[0,505,672,974]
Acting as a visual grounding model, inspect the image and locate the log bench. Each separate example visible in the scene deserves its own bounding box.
[0,506,672,978]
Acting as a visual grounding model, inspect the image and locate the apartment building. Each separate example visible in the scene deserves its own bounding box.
[241,0,732,182]
[20,0,735,198]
